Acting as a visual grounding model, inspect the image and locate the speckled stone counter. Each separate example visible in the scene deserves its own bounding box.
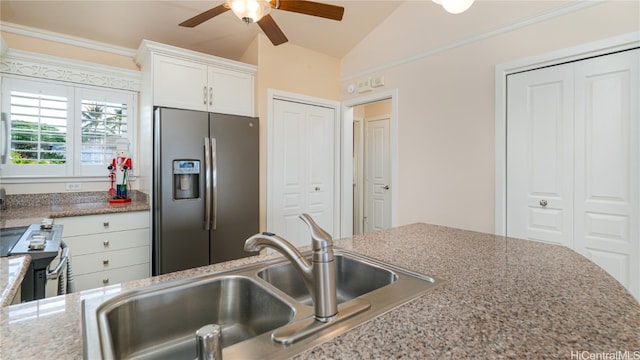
[1,223,639,359]
[0,191,149,228]
[0,255,31,306]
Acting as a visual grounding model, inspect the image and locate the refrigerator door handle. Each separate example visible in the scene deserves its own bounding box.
[204,137,212,231]
[211,137,218,230]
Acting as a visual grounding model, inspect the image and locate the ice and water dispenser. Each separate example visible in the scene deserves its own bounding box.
[173,160,200,200]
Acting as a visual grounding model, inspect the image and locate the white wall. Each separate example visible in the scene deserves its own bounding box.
[340,0,640,233]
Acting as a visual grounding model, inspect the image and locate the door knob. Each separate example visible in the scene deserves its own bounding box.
[382,185,390,190]
[540,199,548,207]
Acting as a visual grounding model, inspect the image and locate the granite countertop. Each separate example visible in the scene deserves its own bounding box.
[1,223,639,359]
[0,191,150,228]
[0,255,31,306]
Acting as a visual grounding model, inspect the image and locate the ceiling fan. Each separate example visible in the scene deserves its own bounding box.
[179,0,345,46]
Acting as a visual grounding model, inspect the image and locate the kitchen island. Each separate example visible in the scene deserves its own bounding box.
[1,223,638,359]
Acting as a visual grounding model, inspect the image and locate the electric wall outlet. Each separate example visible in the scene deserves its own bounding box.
[65,183,82,191]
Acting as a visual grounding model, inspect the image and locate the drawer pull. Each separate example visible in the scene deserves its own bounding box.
[103,240,110,247]
[103,278,109,285]
[103,221,109,227]
[103,259,109,266]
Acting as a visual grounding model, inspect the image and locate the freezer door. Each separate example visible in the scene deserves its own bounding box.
[209,113,260,263]
[154,108,210,275]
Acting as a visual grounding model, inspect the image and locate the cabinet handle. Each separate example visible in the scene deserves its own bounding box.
[103,278,109,285]
[103,221,109,227]
[203,86,207,105]
[209,87,213,106]
[103,259,109,266]
[103,240,110,247]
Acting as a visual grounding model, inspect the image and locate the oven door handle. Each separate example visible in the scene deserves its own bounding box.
[47,246,69,280]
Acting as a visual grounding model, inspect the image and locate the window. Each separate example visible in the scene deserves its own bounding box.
[1,76,136,178]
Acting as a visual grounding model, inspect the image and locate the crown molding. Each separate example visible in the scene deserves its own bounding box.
[0,22,137,57]
[1,47,142,91]
[136,39,257,75]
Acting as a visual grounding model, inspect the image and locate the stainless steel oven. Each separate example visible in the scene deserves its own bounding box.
[0,223,67,302]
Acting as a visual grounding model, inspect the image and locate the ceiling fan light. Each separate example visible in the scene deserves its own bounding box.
[441,0,474,14]
[227,0,270,23]
[432,0,442,5]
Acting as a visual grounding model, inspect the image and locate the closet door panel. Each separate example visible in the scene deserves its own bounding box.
[506,63,574,246]
[574,49,639,298]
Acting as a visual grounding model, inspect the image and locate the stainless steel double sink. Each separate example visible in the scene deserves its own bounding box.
[82,249,445,359]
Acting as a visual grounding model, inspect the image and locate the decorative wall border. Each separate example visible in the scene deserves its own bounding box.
[1,47,142,92]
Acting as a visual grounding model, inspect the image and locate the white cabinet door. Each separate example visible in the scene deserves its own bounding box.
[506,62,575,247]
[272,99,335,247]
[573,49,639,298]
[208,67,254,116]
[153,54,208,111]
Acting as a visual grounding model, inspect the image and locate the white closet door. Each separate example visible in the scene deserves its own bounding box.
[573,49,639,299]
[272,99,335,247]
[305,103,335,234]
[506,62,575,247]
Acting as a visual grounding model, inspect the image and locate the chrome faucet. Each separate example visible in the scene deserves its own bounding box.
[244,214,338,322]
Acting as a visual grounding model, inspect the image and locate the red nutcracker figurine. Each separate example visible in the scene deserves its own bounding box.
[108,139,132,204]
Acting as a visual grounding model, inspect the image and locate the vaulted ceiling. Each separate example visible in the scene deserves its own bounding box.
[0,1,403,60]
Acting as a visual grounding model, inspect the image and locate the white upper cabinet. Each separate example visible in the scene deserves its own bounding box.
[137,40,256,117]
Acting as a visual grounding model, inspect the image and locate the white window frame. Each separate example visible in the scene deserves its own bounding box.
[0,45,141,183]
[1,74,137,179]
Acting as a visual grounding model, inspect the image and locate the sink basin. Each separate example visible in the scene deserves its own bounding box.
[85,276,294,359]
[83,249,444,360]
[258,254,397,306]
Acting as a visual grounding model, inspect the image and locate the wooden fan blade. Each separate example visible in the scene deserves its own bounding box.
[270,0,344,21]
[257,14,288,46]
[179,4,230,28]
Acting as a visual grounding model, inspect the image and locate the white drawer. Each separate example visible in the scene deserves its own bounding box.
[73,263,150,291]
[55,211,149,237]
[63,228,149,256]
[72,246,150,275]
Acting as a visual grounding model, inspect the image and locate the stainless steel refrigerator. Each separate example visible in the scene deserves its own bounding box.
[153,107,259,275]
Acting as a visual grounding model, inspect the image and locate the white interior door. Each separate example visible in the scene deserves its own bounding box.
[353,119,363,235]
[272,99,335,247]
[506,62,575,247]
[573,49,639,298]
[364,117,391,233]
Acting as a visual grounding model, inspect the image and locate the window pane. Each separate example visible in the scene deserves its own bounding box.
[9,91,68,165]
[81,99,129,166]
